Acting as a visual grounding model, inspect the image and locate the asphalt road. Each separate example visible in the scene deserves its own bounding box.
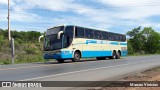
[0,55,160,82]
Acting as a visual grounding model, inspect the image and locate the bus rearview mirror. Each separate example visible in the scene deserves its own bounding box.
[39,35,44,43]
[57,31,64,39]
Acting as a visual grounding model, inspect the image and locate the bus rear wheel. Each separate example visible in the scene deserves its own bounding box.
[116,51,121,59]
[72,51,81,62]
[57,59,64,63]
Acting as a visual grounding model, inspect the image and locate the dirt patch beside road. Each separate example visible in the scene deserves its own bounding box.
[88,66,160,90]
[122,66,160,81]
[104,67,160,90]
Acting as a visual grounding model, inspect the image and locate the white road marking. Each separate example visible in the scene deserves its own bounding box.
[20,59,158,81]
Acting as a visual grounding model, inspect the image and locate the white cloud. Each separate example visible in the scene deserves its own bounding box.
[98,0,159,6]
[0,0,160,32]
[96,0,160,19]
[0,0,15,6]
[0,9,42,23]
[10,11,42,22]
[85,0,160,31]
[0,10,7,22]
[12,0,81,11]
[0,0,8,4]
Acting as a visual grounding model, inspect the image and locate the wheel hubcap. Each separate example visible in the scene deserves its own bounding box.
[75,54,79,60]
[113,55,116,58]
[113,52,116,59]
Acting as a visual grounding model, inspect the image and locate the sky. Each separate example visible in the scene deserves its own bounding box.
[0,0,160,34]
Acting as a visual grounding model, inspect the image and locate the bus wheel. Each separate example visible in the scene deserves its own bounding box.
[57,59,64,63]
[108,51,116,59]
[72,51,81,62]
[116,51,121,59]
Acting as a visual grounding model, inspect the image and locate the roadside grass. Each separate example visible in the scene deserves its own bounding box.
[0,41,45,65]
[0,54,45,65]
[15,54,45,64]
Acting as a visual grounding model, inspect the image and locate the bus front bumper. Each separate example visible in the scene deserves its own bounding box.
[43,51,73,59]
[44,54,62,59]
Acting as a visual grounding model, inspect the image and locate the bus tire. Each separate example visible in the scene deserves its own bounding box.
[116,51,121,59]
[108,51,116,59]
[72,51,81,62]
[57,59,64,63]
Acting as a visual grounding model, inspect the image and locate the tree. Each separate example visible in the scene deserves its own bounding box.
[126,26,145,53]
[127,26,160,54]
[126,26,141,37]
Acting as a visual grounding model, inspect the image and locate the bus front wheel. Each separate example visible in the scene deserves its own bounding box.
[72,51,81,62]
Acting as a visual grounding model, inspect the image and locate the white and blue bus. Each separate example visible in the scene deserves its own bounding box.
[43,25,127,63]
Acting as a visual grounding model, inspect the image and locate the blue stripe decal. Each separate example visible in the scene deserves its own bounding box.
[86,40,97,44]
[85,40,127,45]
[82,51,112,58]
[120,43,127,45]
[111,42,119,45]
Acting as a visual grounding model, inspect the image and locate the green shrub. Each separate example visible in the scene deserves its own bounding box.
[2,59,11,65]
[0,35,4,45]
[15,54,44,64]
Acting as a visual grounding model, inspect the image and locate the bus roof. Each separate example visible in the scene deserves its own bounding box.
[48,24,125,35]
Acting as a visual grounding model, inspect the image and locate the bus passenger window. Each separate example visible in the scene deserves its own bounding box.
[108,33,112,40]
[122,35,126,42]
[85,29,93,39]
[94,30,101,39]
[75,27,84,38]
[100,31,109,40]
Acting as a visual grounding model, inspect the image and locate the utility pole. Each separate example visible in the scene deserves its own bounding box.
[8,0,11,41]
[8,0,14,64]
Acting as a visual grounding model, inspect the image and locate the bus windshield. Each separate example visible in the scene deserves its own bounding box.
[44,26,64,51]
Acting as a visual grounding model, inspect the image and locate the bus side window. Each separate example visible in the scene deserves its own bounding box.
[84,29,89,38]
[99,31,102,40]
[94,30,98,39]
[116,34,119,41]
[90,29,94,39]
[105,32,109,40]
[112,33,115,41]
[101,31,105,39]
[112,34,114,40]
[119,35,121,41]
[85,29,94,39]
[122,35,126,42]
[113,33,117,41]
[75,27,84,38]
[120,35,123,41]
[94,30,101,40]
[108,32,111,40]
